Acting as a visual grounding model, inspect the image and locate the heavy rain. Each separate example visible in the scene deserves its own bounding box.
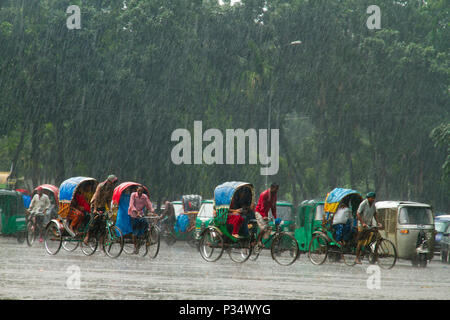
[0,0,449,306]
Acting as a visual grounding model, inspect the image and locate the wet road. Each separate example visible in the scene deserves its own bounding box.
[0,236,449,300]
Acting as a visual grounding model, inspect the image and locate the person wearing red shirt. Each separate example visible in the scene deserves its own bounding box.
[255,183,279,244]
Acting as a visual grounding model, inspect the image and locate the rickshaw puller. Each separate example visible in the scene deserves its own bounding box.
[128,186,154,253]
[255,183,278,245]
[28,187,51,241]
[355,192,382,264]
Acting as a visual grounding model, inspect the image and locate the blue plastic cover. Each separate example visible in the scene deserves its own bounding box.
[22,194,31,208]
[326,188,361,205]
[115,193,133,236]
[175,214,190,233]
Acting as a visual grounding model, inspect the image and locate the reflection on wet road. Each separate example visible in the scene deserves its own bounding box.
[0,237,449,299]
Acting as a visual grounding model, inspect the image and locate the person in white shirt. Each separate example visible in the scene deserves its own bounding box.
[332,202,353,244]
[28,187,51,242]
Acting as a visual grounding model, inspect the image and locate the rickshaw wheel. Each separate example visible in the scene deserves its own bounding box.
[80,236,98,256]
[375,239,397,269]
[17,230,26,244]
[123,235,135,255]
[62,237,79,252]
[44,221,62,255]
[26,221,36,247]
[147,225,160,259]
[228,238,252,263]
[341,243,356,266]
[308,234,328,265]
[103,226,124,259]
[199,228,224,262]
[271,233,299,266]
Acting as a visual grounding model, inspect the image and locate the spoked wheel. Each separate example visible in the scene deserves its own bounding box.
[228,238,252,263]
[271,232,299,266]
[308,233,328,265]
[62,237,80,252]
[375,239,397,269]
[44,221,62,255]
[341,243,356,266]
[80,236,98,256]
[102,226,124,259]
[199,228,224,262]
[123,235,135,255]
[147,225,160,259]
[26,221,36,247]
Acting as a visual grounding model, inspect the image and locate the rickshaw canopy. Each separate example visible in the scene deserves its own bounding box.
[59,177,97,203]
[32,184,59,204]
[181,194,202,213]
[114,182,150,236]
[324,188,362,215]
[213,181,254,208]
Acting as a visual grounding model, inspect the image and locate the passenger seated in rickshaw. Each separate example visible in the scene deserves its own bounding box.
[332,202,354,245]
[227,187,253,238]
[66,188,92,236]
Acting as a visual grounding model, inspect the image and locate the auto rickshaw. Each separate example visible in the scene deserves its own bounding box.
[375,201,435,267]
[113,181,160,258]
[194,199,214,241]
[295,199,325,252]
[0,189,27,243]
[307,188,397,269]
[198,181,256,263]
[44,176,124,258]
[26,184,59,246]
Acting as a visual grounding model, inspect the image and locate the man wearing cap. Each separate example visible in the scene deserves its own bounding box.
[355,192,382,264]
[83,175,118,245]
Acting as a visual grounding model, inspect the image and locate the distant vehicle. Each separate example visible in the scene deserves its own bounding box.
[295,199,325,253]
[440,223,450,263]
[0,189,27,243]
[435,215,450,258]
[172,201,184,218]
[194,200,214,241]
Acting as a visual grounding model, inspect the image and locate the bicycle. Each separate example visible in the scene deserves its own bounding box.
[158,216,177,246]
[26,210,46,246]
[123,215,160,259]
[249,217,299,266]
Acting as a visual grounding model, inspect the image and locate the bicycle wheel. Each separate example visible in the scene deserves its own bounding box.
[228,238,252,263]
[123,235,135,255]
[103,226,124,259]
[341,243,356,266]
[308,233,328,265]
[199,228,224,262]
[44,221,62,255]
[26,221,36,247]
[271,232,299,266]
[80,236,98,256]
[147,225,160,259]
[62,237,80,252]
[375,238,397,269]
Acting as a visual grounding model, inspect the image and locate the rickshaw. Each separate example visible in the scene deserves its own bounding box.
[44,176,124,258]
[174,194,202,246]
[198,181,256,263]
[307,188,397,269]
[375,201,434,267]
[26,184,59,246]
[113,182,160,258]
[0,189,27,243]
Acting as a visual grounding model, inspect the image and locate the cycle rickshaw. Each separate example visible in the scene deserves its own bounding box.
[44,176,124,258]
[198,181,256,263]
[26,184,59,246]
[173,194,202,246]
[307,188,397,269]
[113,182,160,258]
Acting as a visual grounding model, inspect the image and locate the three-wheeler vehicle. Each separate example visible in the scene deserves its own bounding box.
[174,194,202,246]
[113,181,160,258]
[194,199,214,241]
[375,201,435,267]
[0,189,27,243]
[295,199,325,252]
[26,184,59,246]
[44,176,124,258]
[307,188,397,269]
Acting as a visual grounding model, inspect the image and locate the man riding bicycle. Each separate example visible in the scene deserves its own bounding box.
[128,186,154,254]
[355,192,382,264]
[254,183,280,246]
[28,187,51,242]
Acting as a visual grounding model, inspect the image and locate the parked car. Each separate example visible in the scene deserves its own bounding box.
[434,215,450,254]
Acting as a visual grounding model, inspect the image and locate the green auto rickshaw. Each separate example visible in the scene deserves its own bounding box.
[295,199,325,252]
[0,189,27,243]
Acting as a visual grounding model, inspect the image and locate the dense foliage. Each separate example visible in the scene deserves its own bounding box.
[0,0,448,210]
